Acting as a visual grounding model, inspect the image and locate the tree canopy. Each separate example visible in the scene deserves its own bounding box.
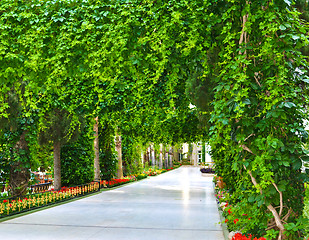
[0,0,308,239]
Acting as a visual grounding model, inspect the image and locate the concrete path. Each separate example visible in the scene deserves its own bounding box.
[0,166,225,240]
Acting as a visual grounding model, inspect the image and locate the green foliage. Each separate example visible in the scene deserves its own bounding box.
[0,85,34,196]
[202,141,206,163]
[208,1,309,238]
[0,1,308,238]
[60,124,94,187]
[211,143,242,193]
[122,135,143,176]
[38,109,83,145]
[99,122,117,181]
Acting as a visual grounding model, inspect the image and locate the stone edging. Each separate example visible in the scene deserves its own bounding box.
[218,209,230,240]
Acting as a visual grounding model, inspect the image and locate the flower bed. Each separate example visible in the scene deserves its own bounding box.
[100,178,133,188]
[0,182,100,218]
[214,186,267,240]
[143,168,160,176]
[143,166,178,177]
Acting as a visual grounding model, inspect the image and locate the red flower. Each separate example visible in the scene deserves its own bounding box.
[228,208,232,214]
[233,218,239,224]
[225,203,229,207]
[225,219,228,223]
[232,233,266,240]
[3,200,8,203]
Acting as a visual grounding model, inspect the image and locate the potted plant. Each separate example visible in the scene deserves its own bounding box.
[200,164,215,174]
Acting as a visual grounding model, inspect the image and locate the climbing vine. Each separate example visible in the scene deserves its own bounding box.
[207,1,309,239]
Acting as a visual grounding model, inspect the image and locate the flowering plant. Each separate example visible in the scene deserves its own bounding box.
[215,188,269,239]
[100,178,132,188]
[0,182,99,218]
[231,233,266,240]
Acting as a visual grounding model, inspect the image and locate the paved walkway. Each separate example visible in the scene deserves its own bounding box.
[0,166,225,240]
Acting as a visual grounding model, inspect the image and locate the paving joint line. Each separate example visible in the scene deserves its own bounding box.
[2,222,222,232]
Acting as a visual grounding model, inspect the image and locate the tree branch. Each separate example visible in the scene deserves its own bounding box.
[244,165,285,239]
[272,182,283,217]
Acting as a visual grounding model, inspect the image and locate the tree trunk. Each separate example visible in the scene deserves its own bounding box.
[93,116,100,181]
[53,140,61,190]
[115,134,123,179]
[173,146,179,162]
[151,144,156,167]
[159,144,163,169]
[164,145,169,168]
[169,146,173,168]
[9,131,30,197]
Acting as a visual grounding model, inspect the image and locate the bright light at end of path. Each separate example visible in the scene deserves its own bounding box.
[181,170,190,206]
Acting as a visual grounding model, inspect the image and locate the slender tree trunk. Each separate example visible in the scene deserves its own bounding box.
[164,145,168,168]
[141,150,144,168]
[159,144,163,169]
[115,133,123,179]
[93,116,100,181]
[151,144,156,167]
[173,146,179,163]
[169,146,173,168]
[53,140,61,190]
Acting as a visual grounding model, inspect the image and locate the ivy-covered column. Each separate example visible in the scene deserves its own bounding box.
[115,132,123,179]
[93,116,100,181]
[208,1,309,239]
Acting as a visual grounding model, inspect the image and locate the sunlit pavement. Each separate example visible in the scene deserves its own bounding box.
[0,166,225,240]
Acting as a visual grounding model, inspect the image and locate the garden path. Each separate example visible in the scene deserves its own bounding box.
[0,166,225,240]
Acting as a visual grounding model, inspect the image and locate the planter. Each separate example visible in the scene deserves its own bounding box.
[200,168,215,174]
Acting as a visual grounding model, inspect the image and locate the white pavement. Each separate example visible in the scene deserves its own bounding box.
[0,166,225,240]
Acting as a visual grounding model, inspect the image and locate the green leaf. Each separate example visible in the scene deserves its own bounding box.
[284,102,296,108]
[248,195,255,203]
[243,99,251,105]
[301,156,309,162]
[284,0,291,6]
[232,161,238,171]
[272,111,280,118]
[301,76,309,84]
[277,183,286,192]
[222,118,229,125]
[292,159,302,170]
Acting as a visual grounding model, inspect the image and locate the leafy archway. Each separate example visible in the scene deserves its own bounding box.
[0,0,308,238]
